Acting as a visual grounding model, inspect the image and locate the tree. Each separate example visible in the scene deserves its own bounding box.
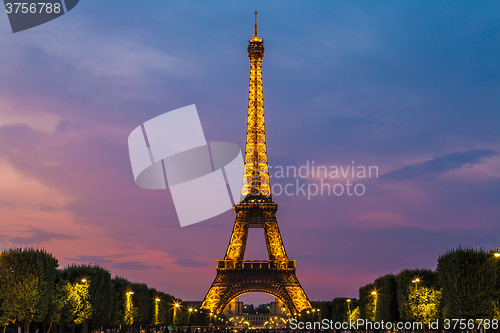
[110,277,129,328]
[408,286,441,324]
[319,301,332,321]
[45,280,67,333]
[349,307,360,321]
[358,283,376,322]
[396,268,439,322]
[131,283,151,328]
[373,274,399,322]
[0,276,40,332]
[437,246,499,319]
[60,264,113,331]
[331,298,357,323]
[58,281,92,330]
[0,248,58,333]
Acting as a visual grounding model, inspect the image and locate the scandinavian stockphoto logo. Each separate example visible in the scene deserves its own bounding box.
[128,105,245,227]
[3,0,79,33]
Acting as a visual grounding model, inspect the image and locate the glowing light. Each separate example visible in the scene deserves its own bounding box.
[371,291,377,295]
[494,252,500,257]
[199,13,312,315]
[155,298,161,302]
[128,291,134,295]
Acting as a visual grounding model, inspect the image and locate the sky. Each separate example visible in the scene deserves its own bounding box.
[0,1,499,305]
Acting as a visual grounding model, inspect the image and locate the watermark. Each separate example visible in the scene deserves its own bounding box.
[251,160,379,200]
[128,105,244,227]
[289,318,499,331]
[289,319,422,331]
[128,105,378,226]
[3,0,79,33]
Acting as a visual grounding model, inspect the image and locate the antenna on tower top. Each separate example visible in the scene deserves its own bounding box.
[254,11,258,37]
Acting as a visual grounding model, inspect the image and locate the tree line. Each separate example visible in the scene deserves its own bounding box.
[314,246,500,327]
[0,248,211,333]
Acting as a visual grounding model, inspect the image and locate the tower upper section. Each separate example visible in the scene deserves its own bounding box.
[242,12,271,199]
[248,12,264,57]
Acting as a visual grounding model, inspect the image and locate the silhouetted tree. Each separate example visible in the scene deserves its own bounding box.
[0,248,58,333]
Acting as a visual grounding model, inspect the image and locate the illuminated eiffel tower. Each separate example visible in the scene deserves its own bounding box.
[201,12,311,315]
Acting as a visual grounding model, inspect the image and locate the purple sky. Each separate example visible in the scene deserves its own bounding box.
[0,1,499,305]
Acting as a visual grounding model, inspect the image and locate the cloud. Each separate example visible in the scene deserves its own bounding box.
[114,261,162,270]
[38,205,56,212]
[173,258,208,268]
[65,255,113,265]
[8,227,79,245]
[383,150,497,181]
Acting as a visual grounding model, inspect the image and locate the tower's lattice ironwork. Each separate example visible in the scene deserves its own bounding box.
[201,12,311,315]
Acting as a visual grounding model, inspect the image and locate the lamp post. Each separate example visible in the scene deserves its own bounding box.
[126,291,134,332]
[346,299,351,320]
[155,298,161,333]
[371,291,377,321]
[81,279,89,333]
[188,308,193,330]
[173,302,180,331]
[412,278,420,323]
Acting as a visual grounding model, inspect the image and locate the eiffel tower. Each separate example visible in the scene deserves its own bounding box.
[201,12,311,316]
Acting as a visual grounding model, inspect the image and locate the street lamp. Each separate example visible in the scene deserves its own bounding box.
[155,299,161,333]
[412,278,421,322]
[126,291,134,329]
[81,279,89,333]
[346,299,351,319]
[494,252,500,258]
[188,308,193,327]
[173,302,180,329]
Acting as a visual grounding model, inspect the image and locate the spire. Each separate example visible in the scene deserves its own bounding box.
[250,11,263,43]
[254,11,258,38]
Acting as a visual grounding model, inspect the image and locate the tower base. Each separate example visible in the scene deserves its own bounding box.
[201,260,310,315]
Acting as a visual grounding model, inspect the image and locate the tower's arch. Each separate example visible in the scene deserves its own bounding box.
[218,288,294,316]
